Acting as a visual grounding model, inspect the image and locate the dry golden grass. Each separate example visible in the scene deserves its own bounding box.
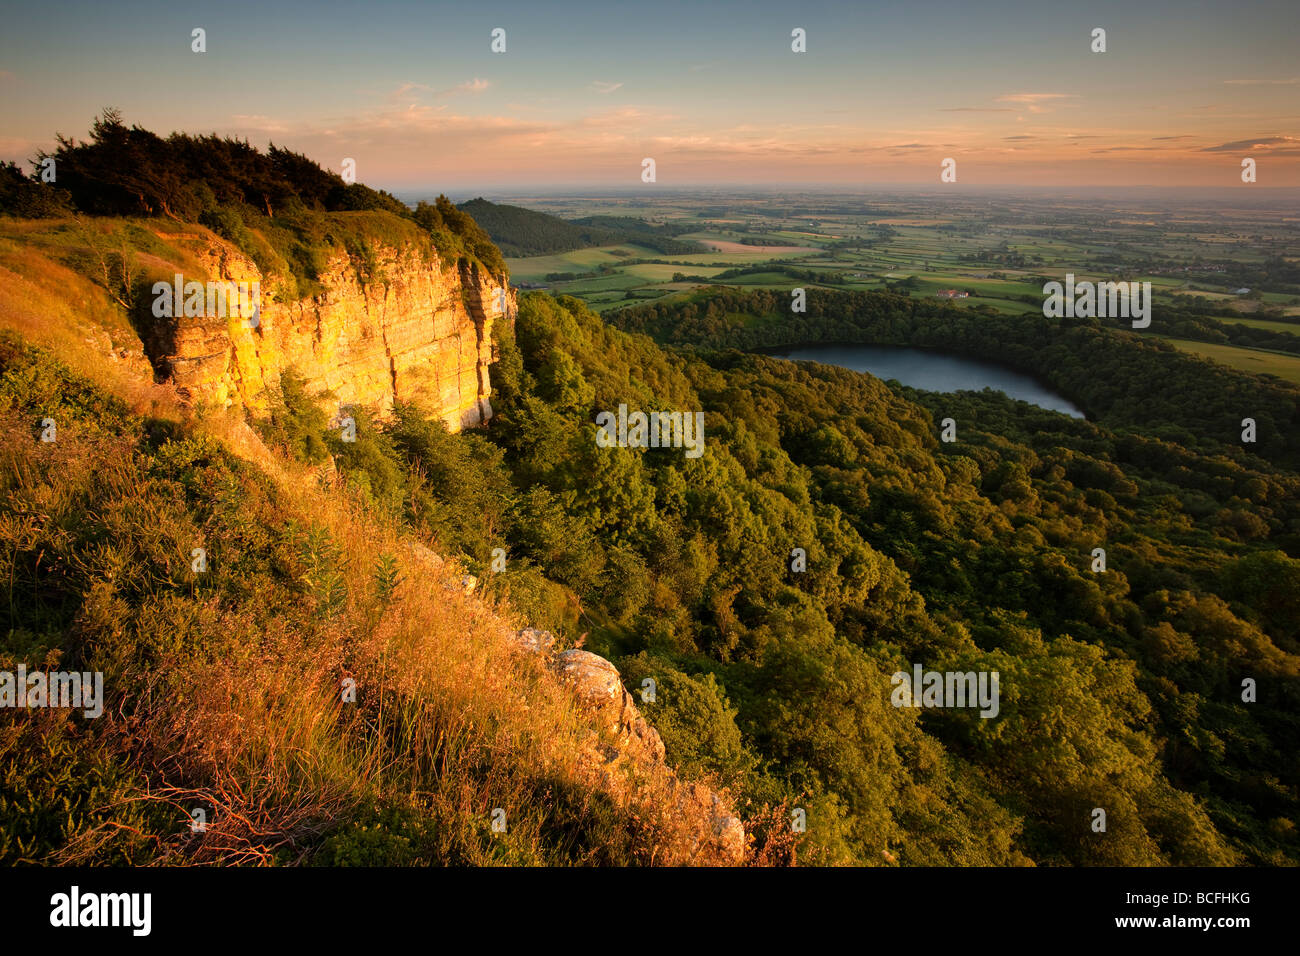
[185,424,737,864]
[132,494,738,863]
[2,410,739,865]
[0,219,191,425]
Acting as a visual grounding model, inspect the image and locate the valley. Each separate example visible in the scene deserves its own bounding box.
[3,118,1298,876]
[474,190,1300,381]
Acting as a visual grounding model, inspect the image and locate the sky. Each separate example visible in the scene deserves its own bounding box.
[1,0,1298,191]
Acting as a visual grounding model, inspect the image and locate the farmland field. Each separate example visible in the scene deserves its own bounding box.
[1157,337,1300,384]
[494,191,1300,327]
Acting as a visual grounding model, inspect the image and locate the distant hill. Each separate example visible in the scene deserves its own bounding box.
[458,198,704,257]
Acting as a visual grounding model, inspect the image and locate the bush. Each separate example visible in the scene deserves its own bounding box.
[255,368,330,464]
[616,653,751,788]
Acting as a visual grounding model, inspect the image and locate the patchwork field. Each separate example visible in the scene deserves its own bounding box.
[496,191,1300,324]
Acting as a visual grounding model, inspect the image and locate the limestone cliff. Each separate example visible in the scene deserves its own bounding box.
[142,233,515,432]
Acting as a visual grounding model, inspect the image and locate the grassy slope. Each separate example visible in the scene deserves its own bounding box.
[0,225,732,866]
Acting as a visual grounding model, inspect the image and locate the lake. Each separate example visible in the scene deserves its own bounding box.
[768,344,1086,418]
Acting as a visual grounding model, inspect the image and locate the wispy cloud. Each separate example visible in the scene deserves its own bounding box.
[1201,135,1300,153]
[1224,77,1300,85]
[590,81,623,94]
[996,93,1076,114]
[390,82,433,100]
[578,105,676,127]
[388,79,489,103]
[938,107,1013,113]
[0,136,36,159]
[229,114,291,134]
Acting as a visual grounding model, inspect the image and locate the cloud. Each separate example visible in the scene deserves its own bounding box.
[1201,135,1299,152]
[0,136,39,163]
[388,79,489,103]
[215,96,699,182]
[390,82,434,100]
[229,114,291,134]
[578,106,676,127]
[1224,77,1300,85]
[640,132,844,158]
[209,81,1297,186]
[996,93,1076,114]
[1086,137,1227,154]
[939,95,1075,115]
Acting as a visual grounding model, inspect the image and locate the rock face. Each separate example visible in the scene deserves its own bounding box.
[551,650,669,765]
[512,637,747,866]
[142,234,515,432]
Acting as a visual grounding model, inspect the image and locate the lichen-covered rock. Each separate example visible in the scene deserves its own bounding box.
[510,639,745,865]
[551,649,667,763]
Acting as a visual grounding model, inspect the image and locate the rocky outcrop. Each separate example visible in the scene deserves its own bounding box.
[397,539,744,863]
[142,234,515,432]
[551,650,669,765]
[511,636,746,865]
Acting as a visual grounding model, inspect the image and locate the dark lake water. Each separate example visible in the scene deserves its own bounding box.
[769,345,1086,419]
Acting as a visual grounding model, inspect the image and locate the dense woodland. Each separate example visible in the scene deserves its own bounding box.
[613,288,1300,473]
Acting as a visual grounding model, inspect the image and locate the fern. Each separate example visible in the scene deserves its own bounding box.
[373,552,402,604]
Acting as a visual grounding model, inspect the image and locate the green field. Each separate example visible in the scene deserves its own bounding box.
[1158,337,1300,384]
[505,244,655,282]
[494,193,1300,324]
[1215,315,1300,333]
[620,262,727,281]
